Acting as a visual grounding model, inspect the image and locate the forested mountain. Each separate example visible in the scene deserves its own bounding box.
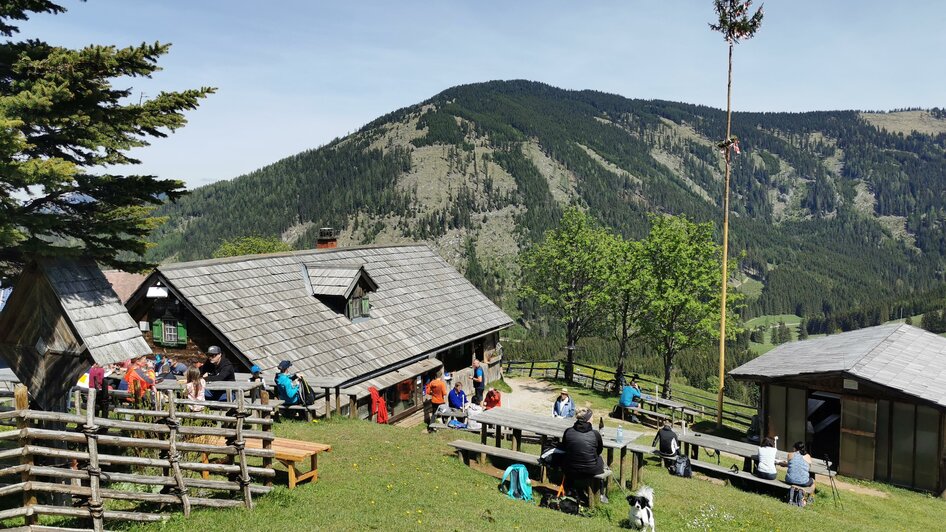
[148,80,946,320]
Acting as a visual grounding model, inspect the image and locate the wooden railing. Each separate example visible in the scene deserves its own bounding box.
[502,359,756,429]
[0,385,275,531]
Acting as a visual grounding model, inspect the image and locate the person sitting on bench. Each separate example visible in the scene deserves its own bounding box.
[275,360,302,406]
[652,420,679,466]
[561,408,605,504]
[618,383,642,423]
[784,441,814,488]
[448,382,467,409]
[754,437,779,480]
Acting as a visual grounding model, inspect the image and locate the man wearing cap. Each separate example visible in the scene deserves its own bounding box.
[552,388,576,418]
[202,346,235,401]
[275,360,301,406]
[561,408,605,502]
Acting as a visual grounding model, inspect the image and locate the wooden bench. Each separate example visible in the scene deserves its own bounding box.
[448,440,612,508]
[611,405,672,427]
[205,436,331,488]
[689,458,815,498]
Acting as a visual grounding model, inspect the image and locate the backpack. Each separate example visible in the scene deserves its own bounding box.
[671,455,692,478]
[297,376,317,406]
[500,464,533,501]
[540,493,580,514]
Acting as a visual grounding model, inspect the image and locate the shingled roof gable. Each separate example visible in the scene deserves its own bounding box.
[41,259,151,365]
[731,323,946,408]
[155,244,512,386]
[302,263,377,299]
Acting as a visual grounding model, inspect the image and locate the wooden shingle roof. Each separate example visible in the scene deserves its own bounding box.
[156,245,512,385]
[41,259,151,365]
[731,323,946,408]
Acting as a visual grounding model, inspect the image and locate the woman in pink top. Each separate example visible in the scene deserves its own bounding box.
[184,366,206,412]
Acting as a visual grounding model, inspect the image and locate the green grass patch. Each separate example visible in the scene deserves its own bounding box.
[115,415,946,531]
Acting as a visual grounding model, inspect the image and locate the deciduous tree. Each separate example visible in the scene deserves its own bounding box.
[519,207,611,382]
[0,1,214,276]
[635,215,738,397]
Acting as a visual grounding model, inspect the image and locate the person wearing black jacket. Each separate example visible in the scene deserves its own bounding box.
[561,408,605,488]
[202,346,234,401]
[652,420,680,467]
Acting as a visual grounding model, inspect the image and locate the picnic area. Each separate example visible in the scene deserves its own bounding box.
[77,372,943,532]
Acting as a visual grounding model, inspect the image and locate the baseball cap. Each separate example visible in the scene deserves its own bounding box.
[207,346,221,355]
[250,365,261,374]
[278,360,292,371]
[444,372,452,381]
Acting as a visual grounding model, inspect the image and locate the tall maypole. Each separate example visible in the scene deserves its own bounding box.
[709,0,763,428]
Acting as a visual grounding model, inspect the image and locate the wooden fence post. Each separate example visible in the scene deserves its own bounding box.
[165,394,191,517]
[234,393,253,509]
[261,390,273,488]
[83,388,104,532]
[324,387,332,419]
[15,385,36,527]
[555,362,561,380]
[590,368,597,391]
[335,387,342,417]
[529,361,535,377]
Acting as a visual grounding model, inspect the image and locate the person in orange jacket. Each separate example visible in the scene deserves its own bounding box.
[124,356,155,402]
[424,373,448,432]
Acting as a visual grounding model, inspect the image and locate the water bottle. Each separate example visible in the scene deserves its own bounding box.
[616,424,624,444]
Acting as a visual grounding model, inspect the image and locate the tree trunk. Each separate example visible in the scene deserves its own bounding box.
[662,355,673,399]
[565,323,576,383]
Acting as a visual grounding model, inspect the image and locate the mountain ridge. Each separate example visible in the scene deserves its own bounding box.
[147,80,946,318]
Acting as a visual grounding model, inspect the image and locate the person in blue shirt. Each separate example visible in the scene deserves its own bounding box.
[619,384,642,408]
[471,359,486,404]
[275,360,301,406]
[552,389,576,418]
[448,382,467,409]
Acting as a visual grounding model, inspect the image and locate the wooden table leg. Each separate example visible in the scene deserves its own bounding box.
[479,424,488,464]
[606,447,614,470]
[512,429,522,452]
[494,424,502,448]
[630,452,641,490]
[288,463,297,489]
[311,454,319,482]
[619,448,627,487]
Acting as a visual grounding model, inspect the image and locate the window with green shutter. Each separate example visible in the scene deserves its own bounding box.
[151,320,163,344]
[360,296,370,316]
[176,321,187,346]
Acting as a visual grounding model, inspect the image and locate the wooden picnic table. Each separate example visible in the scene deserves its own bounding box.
[469,407,642,486]
[204,435,331,489]
[639,395,691,423]
[678,431,833,478]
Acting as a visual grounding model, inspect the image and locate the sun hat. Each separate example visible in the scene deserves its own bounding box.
[561,388,569,394]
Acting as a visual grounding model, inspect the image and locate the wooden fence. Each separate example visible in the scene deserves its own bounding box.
[0,385,276,531]
[502,359,757,429]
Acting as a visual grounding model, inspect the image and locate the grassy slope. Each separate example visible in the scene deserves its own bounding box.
[129,412,944,531]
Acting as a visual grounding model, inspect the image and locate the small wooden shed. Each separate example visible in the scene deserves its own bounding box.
[731,323,946,494]
[0,259,151,410]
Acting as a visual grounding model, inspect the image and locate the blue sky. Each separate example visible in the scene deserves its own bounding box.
[16,0,946,188]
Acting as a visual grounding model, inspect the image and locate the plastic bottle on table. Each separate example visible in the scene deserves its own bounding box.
[616,424,624,444]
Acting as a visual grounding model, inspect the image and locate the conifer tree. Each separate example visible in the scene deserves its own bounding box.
[0,1,214,276]
[709,0,763,426]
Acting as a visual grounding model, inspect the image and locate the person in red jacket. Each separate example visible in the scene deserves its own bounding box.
[484,387,502,409]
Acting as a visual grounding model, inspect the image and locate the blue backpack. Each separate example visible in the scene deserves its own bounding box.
[500,464,533,501]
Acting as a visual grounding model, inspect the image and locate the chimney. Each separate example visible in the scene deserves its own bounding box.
[316,227,338,249]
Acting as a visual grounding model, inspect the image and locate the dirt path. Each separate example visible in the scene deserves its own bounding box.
[501,375,559,415]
